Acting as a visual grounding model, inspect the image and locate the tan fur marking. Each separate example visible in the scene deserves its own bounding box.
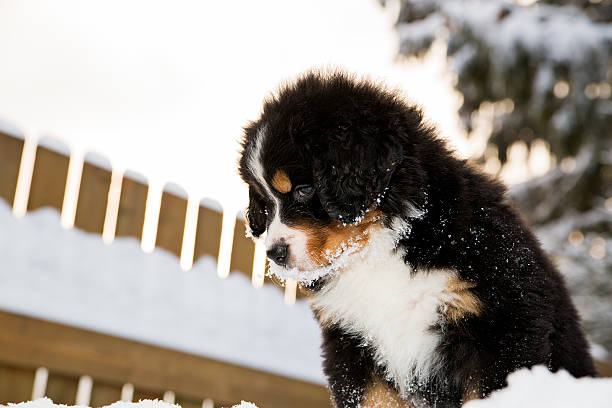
[461,380,483,404]
[271,170,292,193]
[295,210,383,267]
[362,379,409,408]
[443,275,482,323]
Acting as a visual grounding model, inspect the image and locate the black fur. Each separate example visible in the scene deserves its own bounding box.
[238,71,596,407]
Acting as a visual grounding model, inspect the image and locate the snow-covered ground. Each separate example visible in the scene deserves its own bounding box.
[1,399,257,408]
[4,366,612,408]
[464,366,612,408]
[0,200,325,384]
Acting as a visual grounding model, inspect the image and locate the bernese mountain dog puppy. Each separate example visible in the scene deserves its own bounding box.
[238,71,596,407]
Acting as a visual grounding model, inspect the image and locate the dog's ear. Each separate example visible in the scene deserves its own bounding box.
[302,130,403,223]
[246,187,267,238]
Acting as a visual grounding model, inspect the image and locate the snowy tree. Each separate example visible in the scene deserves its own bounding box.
[390,0,612,354]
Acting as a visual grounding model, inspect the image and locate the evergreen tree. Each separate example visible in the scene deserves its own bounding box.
[391,0,612,354]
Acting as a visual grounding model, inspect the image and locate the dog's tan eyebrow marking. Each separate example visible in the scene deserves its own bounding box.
[271,170,292,194]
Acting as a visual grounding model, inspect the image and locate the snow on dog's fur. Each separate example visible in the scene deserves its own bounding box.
[238,71,596,408]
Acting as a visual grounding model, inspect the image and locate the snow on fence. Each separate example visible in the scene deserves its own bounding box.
[0,130,299,304]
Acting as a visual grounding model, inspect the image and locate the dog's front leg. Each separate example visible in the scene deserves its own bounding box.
[320,325,379,408]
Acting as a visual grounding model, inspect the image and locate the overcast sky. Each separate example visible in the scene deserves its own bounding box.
[0,0,463,210]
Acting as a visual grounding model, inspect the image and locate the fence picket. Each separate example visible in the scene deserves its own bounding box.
[133,387,162,402]
[175,396,205,408]
[74,154,112,234]
[45,372,78,405]
[27,139,70,212]
[0,364,34,404]
[193,201,223,264]
[90,381,122,408]
[229,217,255,279]
[115,172,148,240]
[31,367,49,400]
[0,132,24,206]
[155,184,188,257]
[75,375,93,406]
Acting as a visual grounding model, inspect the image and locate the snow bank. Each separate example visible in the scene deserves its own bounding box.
[1,399,173,408]
[4,367,612,408]
[464,366,612,408]
[0,201,324,383]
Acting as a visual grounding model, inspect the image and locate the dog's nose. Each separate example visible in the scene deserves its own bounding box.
[267,243,288,267]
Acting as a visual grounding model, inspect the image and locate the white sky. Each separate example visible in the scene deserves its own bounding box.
[0,0,465,210]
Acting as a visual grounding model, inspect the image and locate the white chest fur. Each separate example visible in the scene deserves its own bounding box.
[310,228,454,395]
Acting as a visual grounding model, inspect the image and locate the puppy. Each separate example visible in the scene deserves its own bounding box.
[238,71,596,407]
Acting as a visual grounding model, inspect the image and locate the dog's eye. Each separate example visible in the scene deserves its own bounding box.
[294,184,314,202]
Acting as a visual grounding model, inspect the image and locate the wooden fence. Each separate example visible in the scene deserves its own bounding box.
[0,130,328,407]
[0,311,330,408]
[0,130,298,301]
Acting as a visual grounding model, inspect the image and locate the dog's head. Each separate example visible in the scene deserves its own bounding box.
[239,72,427,280]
